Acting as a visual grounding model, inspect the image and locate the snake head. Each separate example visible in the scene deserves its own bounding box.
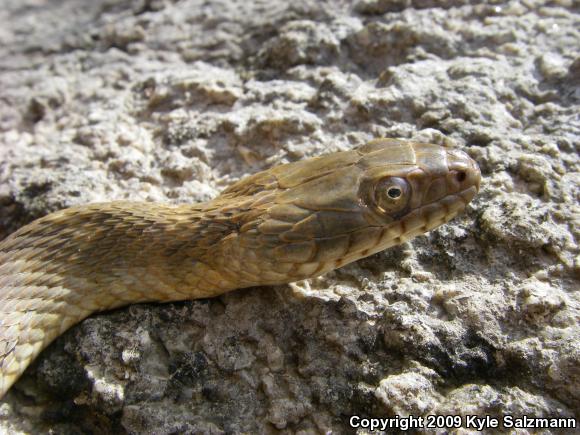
[215,138,481,284]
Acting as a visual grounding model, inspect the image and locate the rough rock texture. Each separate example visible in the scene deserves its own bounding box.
[0,0,578,433]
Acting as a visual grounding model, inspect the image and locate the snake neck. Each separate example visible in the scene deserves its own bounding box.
[0,200,262,313]
[0,199,261,398]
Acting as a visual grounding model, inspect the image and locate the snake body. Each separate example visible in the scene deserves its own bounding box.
[0,139,480,398]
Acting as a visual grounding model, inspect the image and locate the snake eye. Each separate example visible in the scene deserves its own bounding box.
[387,186,402,199]
[375,177,410,214]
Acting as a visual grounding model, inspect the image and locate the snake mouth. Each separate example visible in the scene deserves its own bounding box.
[341,174,480,264]
[400,148,480,236]
[318,151,482,271]
[322,183,479,272]
[412,184,478,234]
[374,184,477,248]
[390,147,481,245]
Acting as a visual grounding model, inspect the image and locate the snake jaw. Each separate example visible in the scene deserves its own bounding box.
[350,143,480,259]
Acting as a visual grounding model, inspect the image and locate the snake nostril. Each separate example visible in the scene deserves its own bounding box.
[456,171,467,183]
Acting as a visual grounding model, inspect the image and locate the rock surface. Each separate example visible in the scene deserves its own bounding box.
[0,0,578,433]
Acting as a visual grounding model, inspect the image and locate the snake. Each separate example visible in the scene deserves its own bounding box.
[0,138,481,399]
